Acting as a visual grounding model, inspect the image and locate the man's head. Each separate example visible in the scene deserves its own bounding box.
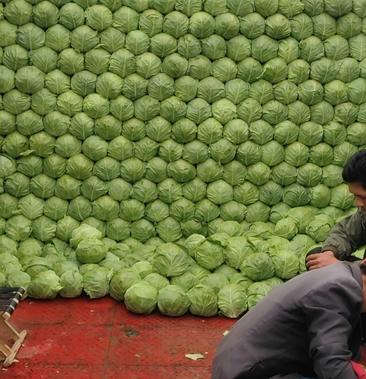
[342,150,366,211]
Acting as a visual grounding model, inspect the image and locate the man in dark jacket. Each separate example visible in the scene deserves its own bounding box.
[306,150,366,270]
[305,150,366,344]
[212,261,366,379]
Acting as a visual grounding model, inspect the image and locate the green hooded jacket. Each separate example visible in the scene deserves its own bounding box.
[322,209,366,259]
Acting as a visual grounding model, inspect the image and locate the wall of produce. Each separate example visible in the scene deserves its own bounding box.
[0,0,365,317]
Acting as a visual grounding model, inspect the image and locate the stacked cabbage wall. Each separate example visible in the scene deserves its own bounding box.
[0,0,366,314]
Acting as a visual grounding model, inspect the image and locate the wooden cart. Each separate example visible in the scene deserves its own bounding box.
[0,288,27,367]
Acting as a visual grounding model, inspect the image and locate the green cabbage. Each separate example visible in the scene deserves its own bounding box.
[124,282,158,314]
[153,243,190,277]
[109,269,141,301]
[76,238,107,264]
[29,270,62,299]
[240,253,274,281]
[218,284,247,318]
[157,285,190,316]
[82,266,112,299]
[187,284,218,317]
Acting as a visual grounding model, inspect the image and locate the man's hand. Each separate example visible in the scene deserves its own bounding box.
[306,250,339,270]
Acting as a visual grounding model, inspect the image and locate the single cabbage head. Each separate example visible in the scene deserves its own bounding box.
[76,238,107,264]
[153,243,190,277]
[247,281,272,309]
[59,271,83,298]
[240,253,275,281]
[29,270,62,299]
[218,284,247,318]
[271,251,299,280]
[157,285,191,317]
[187,284,218,317]
[124,282,158,314]
[82,266,112,299]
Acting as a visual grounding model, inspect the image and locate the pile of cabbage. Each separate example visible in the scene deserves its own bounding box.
[1,211,362,318]
[0,220,316,317]
[0,0,366,316]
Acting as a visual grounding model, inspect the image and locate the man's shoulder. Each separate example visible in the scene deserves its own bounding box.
[300,262,363,306]
[341,208,366,223]
[284,262,360,299]
[311,262,361,287]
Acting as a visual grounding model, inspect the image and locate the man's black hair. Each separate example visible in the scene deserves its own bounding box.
[342,150,366,189]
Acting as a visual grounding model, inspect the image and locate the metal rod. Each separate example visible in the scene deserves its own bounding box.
[0,288,20,294]
[0,288,25,296]
[0,299,16,307]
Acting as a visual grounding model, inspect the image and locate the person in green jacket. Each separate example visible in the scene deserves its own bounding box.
[306,150,366,343]
[306,150,366,270]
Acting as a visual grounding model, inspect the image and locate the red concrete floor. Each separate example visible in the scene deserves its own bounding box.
[3,298,366,379]
[0,297,235,379]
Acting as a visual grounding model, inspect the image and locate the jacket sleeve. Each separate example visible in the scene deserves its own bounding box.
[322,209,366,259]
[304,280,361,379]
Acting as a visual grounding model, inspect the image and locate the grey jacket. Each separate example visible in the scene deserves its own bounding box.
[212,262,363,379]
[322,209,366,259]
